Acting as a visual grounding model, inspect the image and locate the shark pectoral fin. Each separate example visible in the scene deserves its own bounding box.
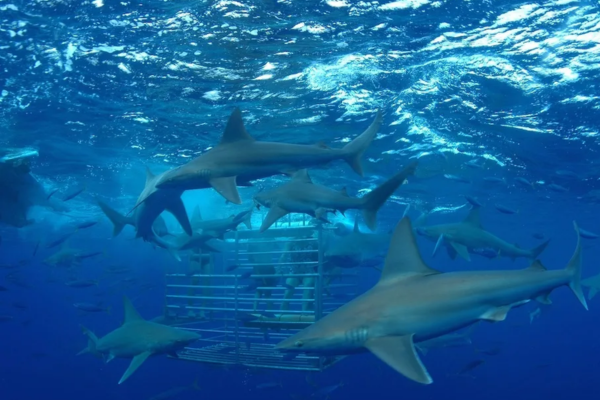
[260,206,289,232]
[165,197,193,236]
[535,292,553,305]
[449,241,470,261]
[209,177,241,205]
[118,351,152,385]
[589,287,599,300]
[415,344,429,356]
[480,306,511,322]
[365,335,433,384]
[432,234,444,258]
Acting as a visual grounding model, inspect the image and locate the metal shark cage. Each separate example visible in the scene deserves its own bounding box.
[162,215,357,372]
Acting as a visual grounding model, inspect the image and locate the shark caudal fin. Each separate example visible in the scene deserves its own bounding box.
[342,111,382,176]
[77,325,100,357]
[97,201,133,237]
[361,161,418,231]
[234,207,253,230]
[567,221,587,310]
[530,239,550,259]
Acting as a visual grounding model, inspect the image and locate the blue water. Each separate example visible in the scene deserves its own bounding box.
[1,0,599,398]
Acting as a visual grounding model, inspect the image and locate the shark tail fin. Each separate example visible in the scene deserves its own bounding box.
[530,239,550,259]
[567,221,587,310]
[361,161,417,231]
[341,111,382,176]
[78,325,100,356]
[98,201,132,237]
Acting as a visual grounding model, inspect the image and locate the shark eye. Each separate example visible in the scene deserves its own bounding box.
[294,340,303,348]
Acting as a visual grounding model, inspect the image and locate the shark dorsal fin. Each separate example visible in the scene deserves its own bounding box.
[123,296,144,324]
[145,167,155,185]
[463,207,482,228]
[353,219,360,233]
[291,169,313,183]
[527,260,547,271]
[380,217,439,282]
[220,108,254,145]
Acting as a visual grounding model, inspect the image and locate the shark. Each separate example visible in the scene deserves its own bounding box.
[189,205,252,238]
[324,218,391,269]
[416,206,550,261]
[98,200,171,238]
[275,217,586,384]
[78,296,200,384]
[130,108,382,211]
[43,242,102,268]
[98,167,192,243]
[253,161,418,233]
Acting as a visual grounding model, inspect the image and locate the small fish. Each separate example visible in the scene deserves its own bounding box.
[282,353,298,361]
[62,187,85,202]
[555,170,578,178]
[46,189,59,200]
[148,379,200,400]
[464,196,481,207]
[532,232,545,240]
[12,301,28,309]
[579,228,598,239]
[256,381,282,390]
[444,174,470,184]
[226,265,239,272]
[46,232,74,249]
[65,280,98,288]
[456,359,485,376]
[73,303,110,313]
[75,220,98,230]
[515,177,534,188]
[483,177,505,184]
[32,241,40,256]
[547,183,568,193]
[476,347,501,356]
[494,204,518,214]
[244,282,259,291]
[313,382,344,398]
[465,160,482,169]
[78,251,103,260]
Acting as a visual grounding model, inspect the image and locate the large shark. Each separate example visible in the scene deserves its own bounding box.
[416,206,550,261]
[189,205,252,238]
[130,108,382,210]
[253,161,417,232]
[275,217,586,384]
[324,219,391,269]
[98,200,171,238]
[78,296,200,384]
[43,242,102,268]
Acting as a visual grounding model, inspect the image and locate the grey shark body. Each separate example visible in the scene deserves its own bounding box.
[275,217,586,384]
[190,205,252,238]
[131,108,382,210]
[254,162,417,232]
[78,296,200,384]
[98,168,192,243]
[416,207,549,261]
